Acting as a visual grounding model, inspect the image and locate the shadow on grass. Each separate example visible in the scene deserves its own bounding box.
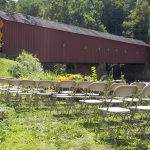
[53,113,74,118]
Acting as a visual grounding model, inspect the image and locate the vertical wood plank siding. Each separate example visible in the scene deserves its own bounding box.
[2,20,150,64]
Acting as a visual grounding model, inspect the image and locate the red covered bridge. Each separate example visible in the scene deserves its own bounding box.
[0,10,150,80]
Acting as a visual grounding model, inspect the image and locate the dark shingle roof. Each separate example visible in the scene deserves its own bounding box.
[0,10,149,47]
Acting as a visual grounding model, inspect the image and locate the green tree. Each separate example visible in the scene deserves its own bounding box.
[123,0,150,43]
[0,0,7,10]
[102,0,126,35]
[14,0,105,31]
[42,0,105,31]
[5,0,17,12]
[17,0,44,17]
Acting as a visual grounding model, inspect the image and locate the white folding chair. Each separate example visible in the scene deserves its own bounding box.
[18,80,35,108]
[54,80,76,114]
[79,82,108,115]
[35,80,56,110]
[124,82,147,104]
[0,78,9,102]
[73,81,92,99]
[6,79,21,107]
[105,83,127,104]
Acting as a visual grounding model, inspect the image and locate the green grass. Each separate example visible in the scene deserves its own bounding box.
[0,107,111,150]
[0,102,150,150]
[0,57,14,77]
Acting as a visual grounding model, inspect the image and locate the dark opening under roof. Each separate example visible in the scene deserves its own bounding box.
[0,10,149,47]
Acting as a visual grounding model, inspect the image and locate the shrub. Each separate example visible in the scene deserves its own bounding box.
[8,50,44,78]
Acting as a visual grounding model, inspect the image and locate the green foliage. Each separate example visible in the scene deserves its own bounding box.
[8,50,44,78]
[123,0,150,43]
[5,0,17,12]
[108,67,114,84]
[83,75,92,81]
[12,0,106,32]
[43,0,106,31]
[0,0,7,10]
[17,0,44,17]
[121,72,126,83]
[53,64,66,76]
[102,0,126,35]
[91,66,97,81]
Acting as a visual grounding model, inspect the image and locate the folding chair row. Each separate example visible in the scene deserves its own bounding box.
[78,82,128,115]
[90,84,150,139]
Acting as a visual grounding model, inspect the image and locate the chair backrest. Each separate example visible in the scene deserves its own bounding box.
[76,81,92,90]
[57,80,76,88]
[110,83,127,92]
[142,85,150,97]
[38,80,54,88]
[113,85,137,98]
[0,78,9,86]
[20,80,35,87]
[34,80,40,87]
[8,79,21,87]
[88,82,108,92]
[131,82,146,91]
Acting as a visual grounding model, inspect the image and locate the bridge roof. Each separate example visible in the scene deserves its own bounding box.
[0,10,149,47]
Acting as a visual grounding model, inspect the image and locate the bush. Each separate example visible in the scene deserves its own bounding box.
[8,50,44,78]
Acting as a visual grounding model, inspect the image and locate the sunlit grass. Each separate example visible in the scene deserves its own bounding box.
[0,107,110,150]
[0,57,14,78]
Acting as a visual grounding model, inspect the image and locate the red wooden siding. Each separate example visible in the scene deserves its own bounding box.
[2,20,150,64]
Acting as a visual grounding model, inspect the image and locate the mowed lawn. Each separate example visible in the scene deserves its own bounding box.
[0,107,111,150]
